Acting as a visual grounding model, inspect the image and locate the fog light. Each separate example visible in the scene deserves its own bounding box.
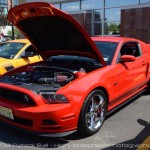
[43,119,57,125]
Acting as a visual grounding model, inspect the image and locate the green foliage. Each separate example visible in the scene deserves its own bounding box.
[107,23,120,34]
[7,30,12,36]
[7,27,24,39]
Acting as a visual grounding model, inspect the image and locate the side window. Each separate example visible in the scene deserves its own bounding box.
[18,45,38,58]
[19,45,38,58]
[120,42,141,57]
[24,45,38,55]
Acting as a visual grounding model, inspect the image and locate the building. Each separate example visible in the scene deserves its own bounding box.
[121,3,150,43]
[18,0,150,37]
[0,0,19,40]
[0,0,18,26]
[0,0,18,13]
[1,0,150,41]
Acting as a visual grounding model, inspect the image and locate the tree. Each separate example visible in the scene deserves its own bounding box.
[7,27,24,39]
[107,23,120,34]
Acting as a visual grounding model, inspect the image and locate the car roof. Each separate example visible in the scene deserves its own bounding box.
[7,39,30,44]
[91,36,137,42]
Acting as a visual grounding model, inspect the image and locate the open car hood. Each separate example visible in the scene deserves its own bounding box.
[8,2,106,65]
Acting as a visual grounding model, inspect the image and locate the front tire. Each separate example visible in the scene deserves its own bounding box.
[77,89,108,136]
[146,81,150,93]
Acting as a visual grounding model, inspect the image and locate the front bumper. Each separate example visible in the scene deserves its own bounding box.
[0,102,77,137]
[0,119,76,137]
[0,82,79,136]
[0,84,78,137]
[0,100,78,136]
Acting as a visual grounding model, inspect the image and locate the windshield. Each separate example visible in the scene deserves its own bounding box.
[94,41,118,65]
[0,42,25,59]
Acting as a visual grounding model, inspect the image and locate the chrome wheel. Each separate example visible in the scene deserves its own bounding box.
[86,94,105,131]
[78,89,107,136]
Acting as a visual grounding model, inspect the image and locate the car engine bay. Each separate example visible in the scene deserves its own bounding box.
[0,56,102,93]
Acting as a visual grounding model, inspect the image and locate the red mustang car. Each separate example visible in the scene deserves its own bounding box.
[0,2,150,137]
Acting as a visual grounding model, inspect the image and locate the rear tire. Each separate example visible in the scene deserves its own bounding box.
[77,89,107,136]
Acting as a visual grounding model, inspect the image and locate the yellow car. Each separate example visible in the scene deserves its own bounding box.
[0,39,42,75]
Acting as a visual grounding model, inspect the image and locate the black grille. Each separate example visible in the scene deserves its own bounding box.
[14,116,33,127]
[0,87,35,106]
[0,115,33,127]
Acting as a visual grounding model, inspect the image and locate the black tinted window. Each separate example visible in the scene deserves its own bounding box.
[94,41,118,65]
[20,45,37,57]
[120,42,141,57]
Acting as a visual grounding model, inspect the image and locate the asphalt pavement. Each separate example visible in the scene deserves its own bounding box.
[0,92,150,150]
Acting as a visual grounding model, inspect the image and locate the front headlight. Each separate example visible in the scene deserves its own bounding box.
[39,92,69,104]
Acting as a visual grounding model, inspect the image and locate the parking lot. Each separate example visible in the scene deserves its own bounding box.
[0,92,149,150]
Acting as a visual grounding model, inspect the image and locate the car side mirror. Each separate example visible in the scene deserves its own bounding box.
[21,52,34,58]
[120,55,135,62]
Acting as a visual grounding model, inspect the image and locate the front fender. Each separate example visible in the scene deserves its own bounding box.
[57,66,111,116]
